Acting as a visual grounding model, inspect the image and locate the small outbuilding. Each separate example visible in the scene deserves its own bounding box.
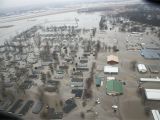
[107,55,119,64]
[142,89,160,109]
[95,76,101,87]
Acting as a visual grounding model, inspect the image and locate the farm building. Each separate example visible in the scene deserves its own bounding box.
[150,110,160,120]
[142,89,160,109]
[106,79,123,95]
[137,64,147,73]
[149,65,159,74]
[141,49,160,59]
[107,55,119,64]
[144,89,160,101]
[139,77,160,83]
[104,66,118,74]
[138,77,160,90]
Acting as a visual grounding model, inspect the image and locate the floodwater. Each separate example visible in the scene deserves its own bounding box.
[0,11,101,45]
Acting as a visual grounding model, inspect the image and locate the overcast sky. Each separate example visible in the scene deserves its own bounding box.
[0,0,76,8]
[0,0,141,9]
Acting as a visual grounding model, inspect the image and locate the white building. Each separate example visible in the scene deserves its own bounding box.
[140,77,160,82]
[151,110,160,120]
[145,89,160,101]
[137,64,147,73]
[104,66,118,74]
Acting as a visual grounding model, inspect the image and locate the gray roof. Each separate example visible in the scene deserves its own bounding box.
[141,49,160,59]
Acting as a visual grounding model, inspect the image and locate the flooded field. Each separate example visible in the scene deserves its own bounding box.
[0,11,101,45]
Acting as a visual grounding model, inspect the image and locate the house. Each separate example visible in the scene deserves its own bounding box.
[47,107,63,119]
[59,65,69,70]
[106,79,123,95]
[72,89,83,98]
[64,56,72,62]
[104,66,118,74]
[71,71,83,78]
[83,52,90,57]
[63,98,77,113]
[76,63,89,71]
[71,78,83,88]
[80,57,88,63]
[19,61,26,68]
[137,64,147,73]
[107,55,119,64]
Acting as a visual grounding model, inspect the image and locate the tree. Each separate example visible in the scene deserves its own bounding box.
[37,86,45,102]
[131,60,137,71]
[47,71,51,79]
[80,112,85,119]
[82,101,86,107]
[113,45,119,52]
[0,74,6,98]
[60,100,63,106]
[41,73,46,84]
[96,40,101,52]
[34,33,41,49]
[49,64,54,74]
[158,31,160,40]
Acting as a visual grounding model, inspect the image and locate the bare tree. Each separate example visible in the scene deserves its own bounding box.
[37,87,45,102]
[47,71,51,79]
[82,101,86,107]
[49,64,54,74]
[41,73,46,84]
[80,112,85,119]
[130,60,137,71]
[0,73,6,98]
[34,33,41,50]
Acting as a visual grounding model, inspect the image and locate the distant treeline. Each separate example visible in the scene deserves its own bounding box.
[78,7,112,13]
[116,4,160,26]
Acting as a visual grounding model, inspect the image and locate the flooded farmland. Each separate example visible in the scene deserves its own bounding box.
[0,1,160,120]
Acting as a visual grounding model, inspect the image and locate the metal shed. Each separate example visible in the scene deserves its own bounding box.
[149,65,159,74]
[104,66,118,74]
[106,80,123,95]
[151,110,160,120]
[145,89,160,101]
